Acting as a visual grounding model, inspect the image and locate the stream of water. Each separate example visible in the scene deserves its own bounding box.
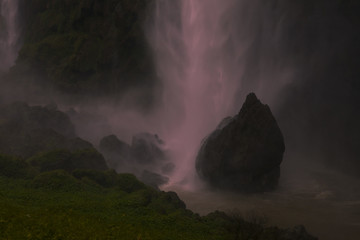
[0,0,20,72]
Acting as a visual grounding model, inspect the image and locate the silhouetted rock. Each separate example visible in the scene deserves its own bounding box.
[99,134,131,170]
[98,132,174,185]
[67,108,112,144]
[281,225,317,240]
[196,93,285,192]
[161,162,176,174]
[131,132,167,165]
[0,102,75,137]
[0,102,107,171]
[140,170,169,189]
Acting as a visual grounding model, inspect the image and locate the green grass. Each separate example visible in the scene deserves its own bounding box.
[0,175,230,240]
[0,151,316,240]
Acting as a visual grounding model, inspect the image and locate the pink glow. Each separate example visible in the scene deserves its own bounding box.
[69,0,294,190]
[148,0,247,188]
[0,0,20,71]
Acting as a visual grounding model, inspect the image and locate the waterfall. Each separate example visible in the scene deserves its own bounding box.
[148,0,292,187]
[0,0,20,72]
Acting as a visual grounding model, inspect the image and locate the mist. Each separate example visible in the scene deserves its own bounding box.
[1,0,360,239]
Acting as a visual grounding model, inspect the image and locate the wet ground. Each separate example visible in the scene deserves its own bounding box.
[163,162,360,240]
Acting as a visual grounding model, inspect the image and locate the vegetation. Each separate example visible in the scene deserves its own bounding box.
[0,153,317,240]
[0,102,108,174]
[8,0,156,97]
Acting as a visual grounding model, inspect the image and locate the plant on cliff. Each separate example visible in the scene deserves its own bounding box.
[10,0,155,97]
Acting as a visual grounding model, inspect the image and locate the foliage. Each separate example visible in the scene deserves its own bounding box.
[72,169,119,188]
[0,163,316,240]
[116,172,147,193]
[31,170,82,191]
[72,169,146,193]
[28,148,108,172]
[0,175,230,240]
[0,102,96,159]
[10,0,156,96]
[0,154,32,179]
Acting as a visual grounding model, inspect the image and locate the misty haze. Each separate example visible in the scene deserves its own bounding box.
[0,0,359,239]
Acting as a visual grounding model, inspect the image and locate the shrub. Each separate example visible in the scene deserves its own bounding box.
[72,169,118,188]
[28,148,108,172]
[116,173,146,193]
[0,154,33,178]
[149,191,186,214]
[28,149,73,172]
[32,170,81,191]
[71,148,108,171]
[121,188,156,207]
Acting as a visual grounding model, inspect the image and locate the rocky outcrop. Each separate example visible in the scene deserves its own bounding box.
[196,93,285,192]
[131,133,167,165]
[280,225,317,240]
[99,132,172,188]
[0,102,75,137]
[140,170,169,190]
[0,102,108,171]
[99,134,131,170]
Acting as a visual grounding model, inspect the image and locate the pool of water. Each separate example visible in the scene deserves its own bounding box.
[163,164,360,240]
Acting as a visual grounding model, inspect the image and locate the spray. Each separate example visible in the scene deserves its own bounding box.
[0,0,20,72]
[147,0,293,188]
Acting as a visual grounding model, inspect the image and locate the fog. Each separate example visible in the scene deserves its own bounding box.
[1,0,360,239]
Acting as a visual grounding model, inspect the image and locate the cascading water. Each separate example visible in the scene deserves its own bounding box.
[149,0,242,186]
[148,0,292,187]
[0,0,20,72]
[147,3,360,239]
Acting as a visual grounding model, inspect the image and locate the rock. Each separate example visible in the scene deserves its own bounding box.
[196,93,285,192]
[161,162,175,174]
[67,108,112,144]
[99,135,131,170]
[281,225,318,240]
[131,133,167,165]
[0,102,75,137]
[98,132,174,184]
[140,170,169,189]
[0,102,106,170]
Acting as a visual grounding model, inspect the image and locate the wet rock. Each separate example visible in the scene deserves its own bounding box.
[66,108,112,144]
[98,132,173,182]
[140,170,169,189]
[281,225,318,240]
[0,102,75,137]
[0,102,106,170]
[99,134,131,170]
[161,162,175,175]
[196,93,285,192]
[131,132,167,165]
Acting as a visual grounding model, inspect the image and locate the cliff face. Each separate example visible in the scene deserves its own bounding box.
[9,0,155,97]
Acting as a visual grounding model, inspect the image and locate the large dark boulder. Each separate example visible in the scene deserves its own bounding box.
[196,93,285,192]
